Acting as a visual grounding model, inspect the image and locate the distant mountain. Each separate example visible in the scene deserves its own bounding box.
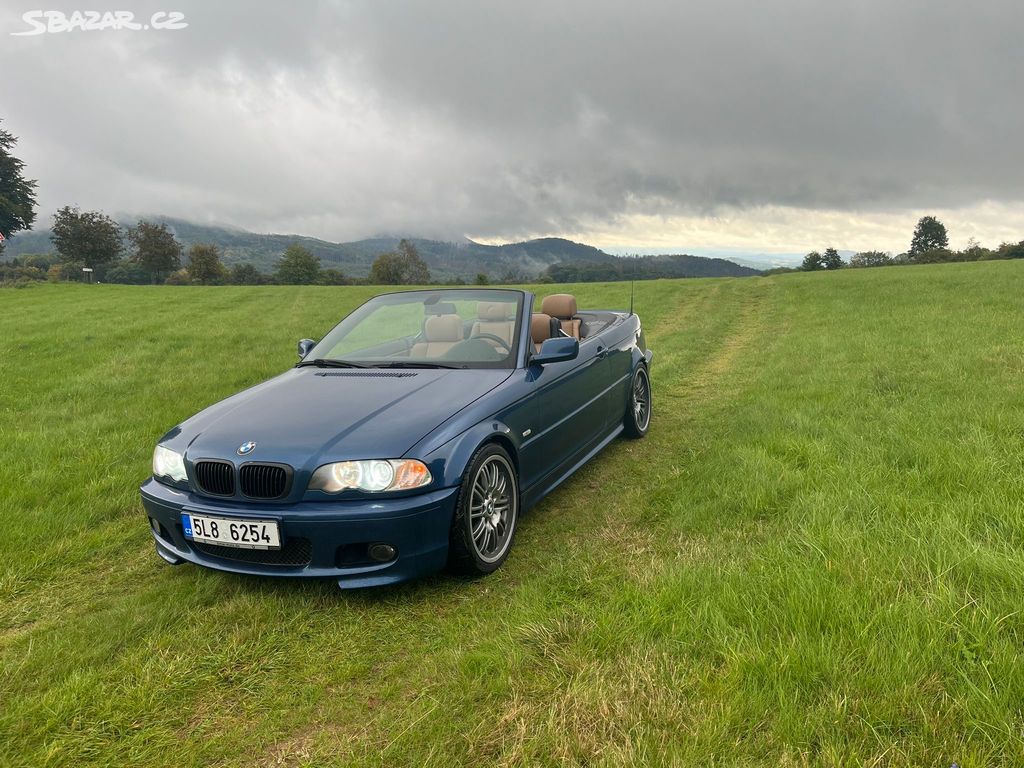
[2,217,760,280]
[546,253,760,282]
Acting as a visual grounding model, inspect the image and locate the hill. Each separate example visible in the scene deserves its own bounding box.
[1,217,758,280]
[3,261,1024,764]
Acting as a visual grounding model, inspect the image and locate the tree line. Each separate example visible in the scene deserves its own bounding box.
[0,208,442,287]
[0,120,442,287]
[774,215,1024,275]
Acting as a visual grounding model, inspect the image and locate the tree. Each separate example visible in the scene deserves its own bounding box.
[821,247,843,270]
[995,240,1024,260]
[960,238,992,261]
[51,206,123,269]
[909,216,948,257]
[474,272,490,285]
[800,251,824,271]
[128,220,182,283]
[0,120,38,253]
[187,243,227,284]
[849,250,893,268]
[369,252,403,284]
[229,263,265,285]
[275,244,321,284]
[369,239,430,284]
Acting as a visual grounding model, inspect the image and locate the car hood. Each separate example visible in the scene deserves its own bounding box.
[179,367,512,468]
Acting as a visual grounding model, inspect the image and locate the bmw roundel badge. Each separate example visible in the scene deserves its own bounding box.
[237,441,257,456]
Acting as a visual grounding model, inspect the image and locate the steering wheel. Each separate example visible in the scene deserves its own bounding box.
[471,333,512,353]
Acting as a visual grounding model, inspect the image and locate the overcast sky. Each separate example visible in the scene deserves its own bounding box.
[3,1,1023,258]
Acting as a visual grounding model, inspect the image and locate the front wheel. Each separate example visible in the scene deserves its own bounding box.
[448,444,520,575]
[623,365,651,438]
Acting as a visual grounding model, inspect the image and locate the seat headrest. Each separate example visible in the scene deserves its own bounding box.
[531,313,554,345]
[541,293,577,319]
[424,314,463,342]
[477,301,514,321]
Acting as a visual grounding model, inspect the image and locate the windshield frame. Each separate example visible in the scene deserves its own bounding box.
[301,288,527,370]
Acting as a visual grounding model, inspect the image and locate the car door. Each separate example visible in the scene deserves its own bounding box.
[524,336,610,491]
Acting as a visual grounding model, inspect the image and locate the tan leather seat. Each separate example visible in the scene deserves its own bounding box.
[530,313,559,353]
[471,301,515,347]
[541,294,582,340]
[410,314,463,357]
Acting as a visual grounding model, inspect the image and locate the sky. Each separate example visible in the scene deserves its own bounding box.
[3,1,1023,262]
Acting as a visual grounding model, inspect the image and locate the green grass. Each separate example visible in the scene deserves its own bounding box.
[2,262,1024,766]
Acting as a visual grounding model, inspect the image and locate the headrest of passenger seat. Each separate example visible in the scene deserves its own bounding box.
[541,293,577,319]
[531,313,555,344]
[424,314,464,342]
[477,301,514,321]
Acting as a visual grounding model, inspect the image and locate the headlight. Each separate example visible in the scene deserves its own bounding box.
[153,445,187,483]
[309,459,432,494]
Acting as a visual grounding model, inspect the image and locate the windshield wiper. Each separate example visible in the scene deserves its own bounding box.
[371,361,462,369]
[296,358,370,368]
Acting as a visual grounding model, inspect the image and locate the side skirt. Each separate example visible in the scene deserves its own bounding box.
[521,423,624,511]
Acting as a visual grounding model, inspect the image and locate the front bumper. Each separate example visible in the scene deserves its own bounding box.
[139,478,458,588]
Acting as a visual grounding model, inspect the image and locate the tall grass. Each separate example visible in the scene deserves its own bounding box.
[2,262,1023,765]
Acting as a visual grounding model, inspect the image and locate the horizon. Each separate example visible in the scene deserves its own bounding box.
[4,214,808,268]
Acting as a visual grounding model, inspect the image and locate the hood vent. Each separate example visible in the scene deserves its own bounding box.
[314,371,418,378]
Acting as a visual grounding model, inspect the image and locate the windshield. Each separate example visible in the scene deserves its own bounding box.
[304,289,524,369]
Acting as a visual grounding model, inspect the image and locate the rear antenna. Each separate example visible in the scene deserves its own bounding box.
[629,253,636,316]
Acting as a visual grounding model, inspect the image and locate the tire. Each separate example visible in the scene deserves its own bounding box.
[623,365,651,439]
[448,443,520,575]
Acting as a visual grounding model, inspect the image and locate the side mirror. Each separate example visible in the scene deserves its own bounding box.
[531,336,579,365]
[297,338,316,359]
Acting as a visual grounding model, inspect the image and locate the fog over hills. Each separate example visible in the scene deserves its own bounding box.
[3,217,761,280]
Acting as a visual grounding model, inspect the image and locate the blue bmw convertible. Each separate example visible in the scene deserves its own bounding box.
[141,288,652,588]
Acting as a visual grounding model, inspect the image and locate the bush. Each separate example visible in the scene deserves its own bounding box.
[164,269,192,285]
[317,268,348,285]
[19,253,56,272]
[0,264,45,285]
[995,241,1024,260]
[910,248,955,264]
[229,263,265,285]
[849,251,894,268]
[104,260,150,284]
[46,261,86,282]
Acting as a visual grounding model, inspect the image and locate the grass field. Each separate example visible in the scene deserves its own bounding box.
[2,261,1024,766]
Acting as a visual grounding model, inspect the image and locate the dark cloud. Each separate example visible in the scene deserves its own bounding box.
[3,0,1022,245]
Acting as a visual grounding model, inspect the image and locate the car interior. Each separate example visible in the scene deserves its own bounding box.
[402,293,621,359]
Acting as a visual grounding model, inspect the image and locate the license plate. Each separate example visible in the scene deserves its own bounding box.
[182,512,281,550]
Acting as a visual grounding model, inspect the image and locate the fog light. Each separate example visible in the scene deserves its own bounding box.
[368,543,396,562]
[149,517,160,535]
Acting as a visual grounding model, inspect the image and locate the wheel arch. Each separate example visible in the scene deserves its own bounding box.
[423,420,522,490]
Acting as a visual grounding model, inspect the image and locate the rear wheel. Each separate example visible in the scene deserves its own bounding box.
[448,444,519,575]
[623,365,651,438]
